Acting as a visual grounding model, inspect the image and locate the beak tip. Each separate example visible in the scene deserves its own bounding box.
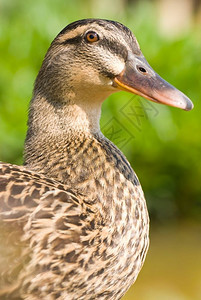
[183,96,194,111]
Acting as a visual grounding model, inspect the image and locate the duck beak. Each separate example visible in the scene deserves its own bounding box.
[113,53,193,111]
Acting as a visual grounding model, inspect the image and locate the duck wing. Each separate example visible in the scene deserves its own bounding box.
[0,162,96,298]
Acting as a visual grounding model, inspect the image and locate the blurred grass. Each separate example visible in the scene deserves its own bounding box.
[0,0,201,299]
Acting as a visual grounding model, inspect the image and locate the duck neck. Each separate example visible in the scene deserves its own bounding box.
[24,94,104,175]
[27,93,102,134]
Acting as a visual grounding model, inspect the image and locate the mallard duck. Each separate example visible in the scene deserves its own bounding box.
[0,19,193,300]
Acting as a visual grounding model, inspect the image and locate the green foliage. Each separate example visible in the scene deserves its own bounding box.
[0,0,200,221]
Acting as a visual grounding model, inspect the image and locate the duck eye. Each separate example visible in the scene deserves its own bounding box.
[85,31,99,43]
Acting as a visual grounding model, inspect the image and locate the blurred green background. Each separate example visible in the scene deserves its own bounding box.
[0,0,200,299]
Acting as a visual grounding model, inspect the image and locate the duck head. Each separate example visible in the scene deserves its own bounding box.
[34,19,193,111]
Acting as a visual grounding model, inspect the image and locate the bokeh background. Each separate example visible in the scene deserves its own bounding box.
[0,0,201,299]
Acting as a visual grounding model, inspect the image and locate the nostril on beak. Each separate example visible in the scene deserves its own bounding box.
[136,65,147,74]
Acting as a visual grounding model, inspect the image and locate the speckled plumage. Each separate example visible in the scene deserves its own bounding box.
[0,135,149,300]
[0,18,193,300]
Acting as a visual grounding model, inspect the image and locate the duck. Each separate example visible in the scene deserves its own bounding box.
[0,19,193,300]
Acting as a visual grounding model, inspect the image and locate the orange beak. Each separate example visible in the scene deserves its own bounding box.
[113,53,193,111]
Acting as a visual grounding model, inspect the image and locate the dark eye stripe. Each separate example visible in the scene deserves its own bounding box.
[59,34,127,79]
[99,38,128,61]
[62,35,83,45]
[62,34,128,61]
